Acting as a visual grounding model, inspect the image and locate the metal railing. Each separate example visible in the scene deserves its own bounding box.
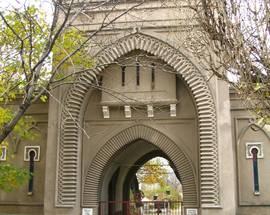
[99,200,183,215]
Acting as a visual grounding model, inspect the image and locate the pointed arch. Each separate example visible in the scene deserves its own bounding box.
[83,125,197,207]
[237,123,270,144]
[55,32,220,207]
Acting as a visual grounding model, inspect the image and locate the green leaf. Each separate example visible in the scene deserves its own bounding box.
[0,164,29,192]
[40,95,47,102]
[254,83,262,91]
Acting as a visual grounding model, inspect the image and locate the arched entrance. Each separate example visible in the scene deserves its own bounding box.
[83,125,197,209]
[55,32,220,209]
[122,150,182,202]
[107,148,183,215]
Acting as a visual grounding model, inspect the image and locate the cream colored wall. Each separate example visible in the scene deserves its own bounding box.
[72,1,196,34]
[81,76,198,214]
[42,0,269,214]
[82,77,198,175]
[40,1,254,214]
[101,51,177,105]
[44,85,85,215]
[238,126,270,204]
[230,90,270,215]
[0,1,233,215]
[0,101,49,215]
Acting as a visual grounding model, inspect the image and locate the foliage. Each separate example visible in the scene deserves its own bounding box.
[185,0,270,124]
[137,157,182,200]
[0,1,143,193]
[0,5,93,145]
[0,163,29,192]
[137,158,167,188]
[53,29,94,72]
[0,5,92,192]
[0,0,143,192]
[0,107,34,192]
[143,185,182,201]
[0,6,49,102]
[0,0,143,146]
[0,6,92,102]
[0,107,36,144]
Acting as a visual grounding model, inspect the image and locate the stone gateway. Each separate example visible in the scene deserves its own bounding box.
[0,1,269,215]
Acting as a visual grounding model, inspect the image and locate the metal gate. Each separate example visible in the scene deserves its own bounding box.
[99,201,183,215]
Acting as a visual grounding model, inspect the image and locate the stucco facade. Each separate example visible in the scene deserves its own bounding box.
[0,1,269,215]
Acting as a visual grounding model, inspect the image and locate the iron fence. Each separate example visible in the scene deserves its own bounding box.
[99,200,183,215]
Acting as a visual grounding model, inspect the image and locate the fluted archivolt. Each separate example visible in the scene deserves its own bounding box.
[83,125,197,207]
[56,32,219,208]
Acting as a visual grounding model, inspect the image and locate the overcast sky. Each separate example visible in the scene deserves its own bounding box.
[0,0,53,22]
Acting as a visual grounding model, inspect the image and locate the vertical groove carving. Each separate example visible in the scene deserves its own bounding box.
[56,32,219,208]
[83,125,198,207]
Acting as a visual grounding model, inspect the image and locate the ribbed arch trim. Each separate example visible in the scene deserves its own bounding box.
[56,32,220,208]
[83,125,197,207]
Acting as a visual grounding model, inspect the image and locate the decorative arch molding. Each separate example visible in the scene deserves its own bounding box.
[56,32,220,208]
[237,123,270,144]
[83,125,198,207]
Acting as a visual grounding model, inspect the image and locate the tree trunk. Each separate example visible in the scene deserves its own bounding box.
[0,101,31,144]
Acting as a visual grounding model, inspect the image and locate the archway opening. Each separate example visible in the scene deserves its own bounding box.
[59,33,219,209]
[100,139,184,215]
[134,157,182,202]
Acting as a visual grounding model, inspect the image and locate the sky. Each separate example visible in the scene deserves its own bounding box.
[0,0,53,21]
[1,0,49,9]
